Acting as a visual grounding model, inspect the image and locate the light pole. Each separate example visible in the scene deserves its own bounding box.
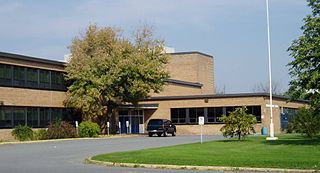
[265,0,278,140]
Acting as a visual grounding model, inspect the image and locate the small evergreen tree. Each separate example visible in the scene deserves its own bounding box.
[219,107,257,140]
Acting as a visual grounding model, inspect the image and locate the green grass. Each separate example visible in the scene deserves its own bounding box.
[92,134,320,169]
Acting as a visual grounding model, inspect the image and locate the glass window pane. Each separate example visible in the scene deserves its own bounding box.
[40,108,50,127]
[189,108,196,123]
[171,108,178,123]
[39,70,50,89]
[215,107,223,122]
[27,107,38,127]
[0,64,12,86]
[26,68,38,88]
[0,107,12,127]
[252,106,262,122]
[207,108,215,122]
[13,107,26,126]
[226,107,234,116]
[178,108,186,123]
[51,108,62,122]
[119,110,128,115]
[51,71,65,90]
[13,66,25,86]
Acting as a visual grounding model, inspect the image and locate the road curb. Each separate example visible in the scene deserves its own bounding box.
[0,134,141,145]
[85,157,316,173]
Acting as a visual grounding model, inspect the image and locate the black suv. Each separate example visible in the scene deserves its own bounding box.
[147,119,176,137]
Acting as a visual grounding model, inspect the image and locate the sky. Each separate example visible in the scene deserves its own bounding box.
[0,0,310,93]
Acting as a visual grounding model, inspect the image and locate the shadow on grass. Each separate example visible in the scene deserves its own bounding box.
[263,135,320,146]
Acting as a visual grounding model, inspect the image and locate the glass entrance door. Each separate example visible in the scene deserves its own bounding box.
[119,110,144,134]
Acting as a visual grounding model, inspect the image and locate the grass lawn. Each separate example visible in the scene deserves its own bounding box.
[92,134,320,169]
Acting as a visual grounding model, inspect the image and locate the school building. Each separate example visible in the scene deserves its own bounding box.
[0,51,308,139]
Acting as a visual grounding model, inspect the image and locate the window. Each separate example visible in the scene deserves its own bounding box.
[246,106,262,122]
[27,107,38,127]
[39,69,50,89]
[170,108,186,124]
[0,63,68,91]
[189,108,197,123]
[119,110,129,116]
[13,107,25,126]
[207,107,224,123]
[0,107,12,127]
[13,66,25,86]
[0,64,12,86]
[226,107,234,116]
[26,68,38,88]
[40,108,50,127]
[215,107,223,122]
[51,108,62,122]
[171,109,178,123]
[51,71,65,90]
[171,105,261,125]
[188,108,204,124]
[178,109,186,123]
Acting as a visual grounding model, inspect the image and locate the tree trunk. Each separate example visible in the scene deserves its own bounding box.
[110,108,119,134]
[96,109,108,134]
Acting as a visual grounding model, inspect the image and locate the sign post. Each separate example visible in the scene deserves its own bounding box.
[107,122,110,136]
[118,122,121,135]
[126,121,130,134]
[198,116,204,144]
[75,121,79,136]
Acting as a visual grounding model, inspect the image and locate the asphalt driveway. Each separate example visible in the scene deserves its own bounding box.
[0,135,260,173]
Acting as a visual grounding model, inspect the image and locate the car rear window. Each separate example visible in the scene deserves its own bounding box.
[148,120,163,125]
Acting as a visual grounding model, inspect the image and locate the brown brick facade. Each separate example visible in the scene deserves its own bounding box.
[142,95,307,135]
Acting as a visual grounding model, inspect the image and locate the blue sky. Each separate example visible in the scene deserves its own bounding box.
[0,0,309,93]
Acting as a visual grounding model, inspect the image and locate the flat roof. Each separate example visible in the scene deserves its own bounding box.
[144,93,310,103]
[0,51,213,66]
[0,51,66,66]
[168,51,213,58]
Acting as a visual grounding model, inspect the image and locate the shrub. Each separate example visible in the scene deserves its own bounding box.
[11,125,33,141]
[47,120,78,139]
[288,107,320,138]
[219,106,257,140]
[79,121,100,137]
[33,129,48,140]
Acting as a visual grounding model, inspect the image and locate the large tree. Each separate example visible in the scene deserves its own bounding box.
[64,25,169,133]
[287,0,320,109]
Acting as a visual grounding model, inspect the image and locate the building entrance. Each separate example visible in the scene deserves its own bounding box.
[119,110,144,134]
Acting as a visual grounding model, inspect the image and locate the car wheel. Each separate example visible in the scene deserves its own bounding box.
[157,133,162,137]
[172,131,176,136]
[163,131,168,137]
[148,132,153,137]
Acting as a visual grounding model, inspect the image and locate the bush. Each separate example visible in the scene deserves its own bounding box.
[11,125,33,141]
[288,107,320,138]
[47,120,78,139]
[79,121,100,137]
[219,106,257,140]
[33,129,48,140]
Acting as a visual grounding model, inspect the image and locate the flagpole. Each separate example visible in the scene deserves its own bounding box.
[265,0,278,140]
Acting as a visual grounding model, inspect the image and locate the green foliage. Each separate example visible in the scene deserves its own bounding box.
[287,0,320,109]
[11,125,33,141]
[79,121,101,137]
[47,120,78,139]
[92,135,320,169]
[33,129,48,140]
[64,25,169,133]
[219,107,257,140]
[288,107,320,138]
